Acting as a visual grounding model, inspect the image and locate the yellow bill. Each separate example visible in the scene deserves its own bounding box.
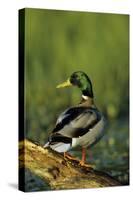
[56,79,72,88]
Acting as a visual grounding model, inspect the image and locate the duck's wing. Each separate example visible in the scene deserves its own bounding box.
[52,106,102,138]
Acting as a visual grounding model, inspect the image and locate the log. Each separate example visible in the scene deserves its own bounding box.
[19,139,121,190]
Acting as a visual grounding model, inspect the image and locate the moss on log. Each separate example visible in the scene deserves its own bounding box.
[19,139,121,190]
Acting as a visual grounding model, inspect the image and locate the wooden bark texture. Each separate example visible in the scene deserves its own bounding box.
[19,139,121,190]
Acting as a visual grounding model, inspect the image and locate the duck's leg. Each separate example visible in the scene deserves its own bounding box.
[64,152,79,161]
[79,147,86,166]
[79,148,94,168]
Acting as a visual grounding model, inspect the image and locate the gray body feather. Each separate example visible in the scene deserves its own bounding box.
[44,105,105,152]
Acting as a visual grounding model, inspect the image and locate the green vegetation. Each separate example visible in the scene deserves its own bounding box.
[23,8,129,187]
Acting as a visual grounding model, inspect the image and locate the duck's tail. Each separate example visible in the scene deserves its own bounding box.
[44,142,71,152]
[44,133,72,153]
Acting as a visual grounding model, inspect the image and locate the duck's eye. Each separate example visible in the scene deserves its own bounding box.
[70,74,80,86]
[71,74,78,79]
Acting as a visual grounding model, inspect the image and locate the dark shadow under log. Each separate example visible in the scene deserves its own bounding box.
[19,139,121,190]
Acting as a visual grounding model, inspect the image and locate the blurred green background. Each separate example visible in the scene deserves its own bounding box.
[23,8,129,189]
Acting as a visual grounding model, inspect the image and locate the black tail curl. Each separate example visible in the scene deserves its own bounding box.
[48,133,72,145]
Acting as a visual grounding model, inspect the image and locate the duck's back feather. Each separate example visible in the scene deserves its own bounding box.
[45,105,105,152]
[52,106,101,138]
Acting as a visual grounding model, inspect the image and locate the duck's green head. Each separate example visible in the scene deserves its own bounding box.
[56,71,93,98]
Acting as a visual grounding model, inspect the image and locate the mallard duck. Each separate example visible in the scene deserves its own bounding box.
[44,71,105,166]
